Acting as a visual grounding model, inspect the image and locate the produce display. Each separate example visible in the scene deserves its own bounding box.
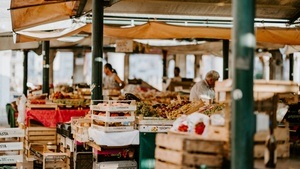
[27,94,48,104]
[171,103,226,135]
[172,112,210,135]
[93,111,132,117]
[135,100,204,120]
[128,91,189,104]
[50,91,90,107]
[198,103,226,116]
[51,91,82,99]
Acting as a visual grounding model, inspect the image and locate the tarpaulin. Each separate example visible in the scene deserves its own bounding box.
[10,0,79,31]
[14,21,300,46]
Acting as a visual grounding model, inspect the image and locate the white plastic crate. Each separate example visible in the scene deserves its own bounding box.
[92,112,135,123]
[0,155,23,164]
[90,100,136,112]
[0,128,24,138]
[0,142,23,151]
[0,128,24,164]
[91,124,134,132]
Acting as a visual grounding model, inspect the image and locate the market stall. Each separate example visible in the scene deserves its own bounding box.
[26,108,89,128]
[11,79,298,168]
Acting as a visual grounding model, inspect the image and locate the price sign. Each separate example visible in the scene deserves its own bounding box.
[116,40,133,52]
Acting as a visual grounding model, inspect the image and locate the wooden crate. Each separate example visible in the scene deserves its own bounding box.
[254,124,290,158]
[17,161,33,169]
[155,133,224,168]
[24,147,36,161]
[72,118,91,142]
[24,127,57,161]
[58,140,74,158]
[30,144,68,169]
[26,103,58,110]
[215,79,299,104]
[25,143,58,162]
[25,127,57,145]
[156,160,194,169]
[33,155,68,169]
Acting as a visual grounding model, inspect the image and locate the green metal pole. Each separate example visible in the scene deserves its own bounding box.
[223,40,229,79]
[23,50,28,97]
[91,0,104,100]
[162,50,168,83]
[289,53,294,81]
[42,41,50,95]
[232,0,256,168]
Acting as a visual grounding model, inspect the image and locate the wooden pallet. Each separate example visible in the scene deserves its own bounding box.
[155,133,224,168]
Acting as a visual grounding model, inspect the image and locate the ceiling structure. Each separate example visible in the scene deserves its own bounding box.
[2,0,300,52]
[100,0,300,26]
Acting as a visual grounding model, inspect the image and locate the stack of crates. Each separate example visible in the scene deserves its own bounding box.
[57,122,75,169]
[73,140,93,169]
[0,128,24,168]
[24,127,57,161]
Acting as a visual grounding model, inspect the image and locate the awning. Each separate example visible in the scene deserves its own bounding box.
[0,34,39,50]
[14,22,89,43]
[14,21,300,46]
[10,0,80,31]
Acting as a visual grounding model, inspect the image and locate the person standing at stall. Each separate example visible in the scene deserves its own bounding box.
[103,63,125,90]
[172,67,182,82]
[189,70,220,101]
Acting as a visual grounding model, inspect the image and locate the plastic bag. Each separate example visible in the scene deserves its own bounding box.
[187,112,210,136]
[276,103,289,122]
[171,115,191,133]
[171,113,210,136]
[210,114,225,126]
[17,94,27,124]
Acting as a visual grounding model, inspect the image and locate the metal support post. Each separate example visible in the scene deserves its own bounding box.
[42,41,50,95]
[223,40,229,79]
[91,0,104,100]
[23,50,28,96]
[232,0,256,168]
[289,53,294,81]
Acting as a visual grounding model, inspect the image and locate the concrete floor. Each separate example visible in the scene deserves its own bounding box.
[255,157,300,169]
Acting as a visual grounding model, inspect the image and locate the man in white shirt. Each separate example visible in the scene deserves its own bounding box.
[189,70,220,101]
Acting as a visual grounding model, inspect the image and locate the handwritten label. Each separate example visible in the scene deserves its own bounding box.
[116,40,133,52]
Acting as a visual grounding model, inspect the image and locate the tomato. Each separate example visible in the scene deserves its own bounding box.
[195,122,205,135]
[178,124,188,132]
